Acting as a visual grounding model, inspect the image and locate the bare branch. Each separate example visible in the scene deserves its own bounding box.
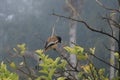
[22,56,32,75]
[17,68,38,79]
[102,14,114,36]
[102,16,120,29]
[51,13,119,43]
[65,0,80,17]
[6,58,38,79]
[103,43,118,52]
[88,52,119,70]
[71,41,119,70]
[117,0,120,7]
[96,0,120,13]
[88,59,101,80]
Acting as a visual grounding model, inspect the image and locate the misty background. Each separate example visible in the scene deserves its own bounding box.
[0,0,118,75]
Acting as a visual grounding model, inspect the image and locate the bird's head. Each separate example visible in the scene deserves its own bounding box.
[56,36,62,43]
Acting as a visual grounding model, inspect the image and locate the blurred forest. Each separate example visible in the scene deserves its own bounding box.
[0,0,119,80]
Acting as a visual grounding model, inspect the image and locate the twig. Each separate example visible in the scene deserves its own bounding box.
[103,43,118,52]
[70,41,119,70]
[61,54,75,70]
[88,52,119,70]
[6,58,37,79]
[96,0,120,13]
[89,62,96,80]
[56,48,79,72]
[102,16,120,29]
[103,14,114,36]
[88,59,101,80]
[22,56,32,75]
[17,68,38,79]
[51,13,119,43]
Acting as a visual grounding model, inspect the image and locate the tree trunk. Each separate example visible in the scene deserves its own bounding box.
[109,11,116,80]
[117,0,120,79]
[110,43,115,80]
[69,17,77,67]
[65,0,78,68]
[65,0,84,68]
[65,0,78,79]
[118,29,120,80]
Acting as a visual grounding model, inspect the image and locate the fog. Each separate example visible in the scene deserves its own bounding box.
[0,0,118,77]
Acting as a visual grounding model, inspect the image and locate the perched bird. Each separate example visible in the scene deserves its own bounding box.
[44,36,61,52]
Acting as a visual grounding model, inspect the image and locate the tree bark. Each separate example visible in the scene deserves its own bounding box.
[117,0,120,79]
[69,17,77,67]
[65,0,78,68]
[109,11,116,79]
[65,0,84,68]
[118,29,120,80]
[110,43,115,80]
[65,0,79,79]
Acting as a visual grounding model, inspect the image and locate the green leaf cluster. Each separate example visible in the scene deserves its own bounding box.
[64,46,109,80]
[57,77,66,80]
[79,64,108,80]
[4,44,117,80]
[114,52,120,61]
[0,62,19,80]
[64,46,88,60]
[13,43,26,55]
[35,50,67,80]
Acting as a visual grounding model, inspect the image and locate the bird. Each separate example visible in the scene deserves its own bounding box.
[44,36,61,52]
[35,36,62,70]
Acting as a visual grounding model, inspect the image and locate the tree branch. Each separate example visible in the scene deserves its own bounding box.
[71,41,119,70]
[118,0,120,6]
[102,16,120,29]
[88,52,119,70]
[103,43,118,52]
[22,55,32,75]
[51,13,119,43]
[6,58,38,79]
[96,0,120,13]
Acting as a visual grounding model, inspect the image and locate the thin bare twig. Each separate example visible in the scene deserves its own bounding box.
[96,0,120,13]
[88,52,119,70]
[102,14,114,36]
[102,16,120,29]
[6,58,38,79]
[22,56,32,75]
[70,41,119,70]
[52,13,119,43]
[89,65,96,80]
[17,68,38,79]
[103,43,118,52]
[88,59,101,80]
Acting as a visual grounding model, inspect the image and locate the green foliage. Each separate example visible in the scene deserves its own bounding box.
[34,45,109,80]
[80,64,108,80]
[64,46,109,80]
[114,52,119,60]
[57,77,66,80]
[0,62,19,80]
[13,43,26,56]
[35,50,67,80]
[64,46,88,60]
[89,47,95,55]
[3,44,118,80]
[9,62,17,69]
[64,46,84,54]
[112,77,120,80]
